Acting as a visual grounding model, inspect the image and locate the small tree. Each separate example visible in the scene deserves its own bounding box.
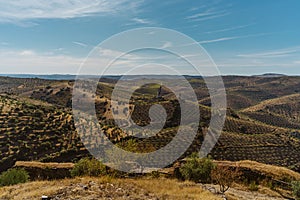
[0,168,29,186]
[292,181,300,200]
[211,164,242,194]
[179,153,215,183]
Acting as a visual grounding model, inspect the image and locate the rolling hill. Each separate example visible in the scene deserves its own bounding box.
[0,75,299,173]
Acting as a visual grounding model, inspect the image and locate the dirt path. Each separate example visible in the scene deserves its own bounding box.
[226,187,287,200]
[201,184,288,200]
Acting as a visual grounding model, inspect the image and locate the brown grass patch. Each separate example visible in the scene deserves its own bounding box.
[0,177,221,200]
[215,160,300,180]
[14,161,74,169]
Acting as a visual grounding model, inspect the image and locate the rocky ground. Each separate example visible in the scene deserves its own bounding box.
[50,181,159,200]
[0,177,221,200]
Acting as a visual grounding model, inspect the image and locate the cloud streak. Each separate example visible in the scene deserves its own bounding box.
[205,23,256,34]
[237,46,300,58]
[185,1,232,23]
[131,17,154,25]
[179,32,272,46]
[186,10,230,22]
[199,36,240,44]
[161,41,172,49]
[186,10,226,19]
[72,41,88,47]
[0,0,141,23]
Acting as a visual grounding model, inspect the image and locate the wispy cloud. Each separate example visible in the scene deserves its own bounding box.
[186,9,228,20]
[53,48,64,52]
[199,36,240,44]
[294,60,300,64]
[185,2,232,22]
[182,32,272,46]
[19,50,35,56]
[0,49,83,74]
[237,46,300,58]
[215,54,300,69]
[161,41,172,49]
[191,12,230,22]
[0,0,142,23]
[0,47,212,75]
[0,42,9,46]
[205,23,255,34]
[187,5,207,12]
[214,46,300,74]
[72,41,88,47]
[131,17,154,25]
[199,33,266,44]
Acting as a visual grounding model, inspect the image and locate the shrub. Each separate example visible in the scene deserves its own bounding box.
[292,181,300,200]
[248,181,259,191]
[179,153,215,183]
[70,158,106,177]
[211,165,242,194]
[0,168,29,186]
[266,180,275,190]
[150,170,160,178]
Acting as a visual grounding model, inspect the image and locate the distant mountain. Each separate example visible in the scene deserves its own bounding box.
[254,73,287,78]
[0,74,203,81]
[0,74,77,80]
[0,73,296,81]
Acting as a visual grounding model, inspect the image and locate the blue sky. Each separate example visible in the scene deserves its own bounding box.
[0,0,299,75]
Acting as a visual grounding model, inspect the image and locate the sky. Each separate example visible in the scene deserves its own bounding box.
[0,0,300,75]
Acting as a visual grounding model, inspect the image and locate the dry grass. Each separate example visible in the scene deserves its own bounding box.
[14,161,74,169]
[0,177,115,200]
[0,177,221,200]
[215,160,300,180]
[230,182,283,197]
[127,178,221,200]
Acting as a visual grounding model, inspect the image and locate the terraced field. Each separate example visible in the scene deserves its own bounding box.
[211,132,300,167]
[0,75,300,174]
[0,95,87,172]
[241,94,300,129]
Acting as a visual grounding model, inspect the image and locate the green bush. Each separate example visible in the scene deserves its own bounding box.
[0,168,29,186]
[179,153,215,183]
[292,181,300,200]
[248,181,259,191]
[150,170,160,178]
[70,158,107,177]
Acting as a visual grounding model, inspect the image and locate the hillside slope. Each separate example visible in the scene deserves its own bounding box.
[241,94,300,129]
[0,94,88,172]
[0,76,300,173]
